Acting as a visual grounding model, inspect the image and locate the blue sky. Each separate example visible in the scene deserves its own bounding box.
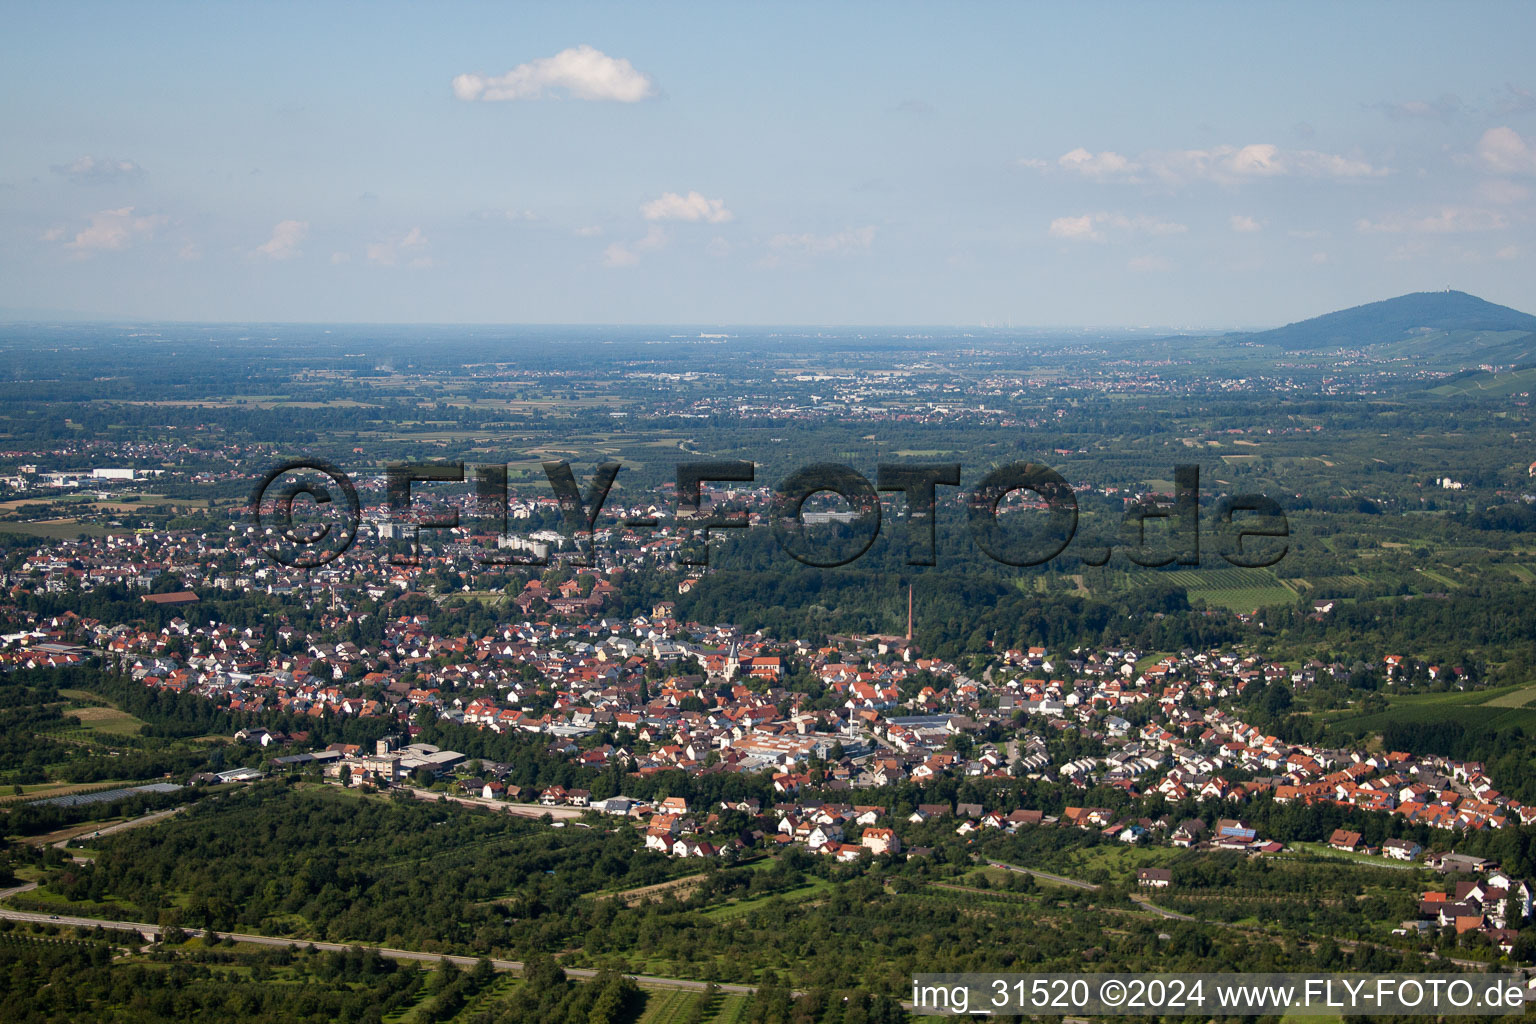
[3,1,1535,325]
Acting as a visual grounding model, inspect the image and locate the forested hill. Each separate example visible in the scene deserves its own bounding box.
[1245,290,1536,349]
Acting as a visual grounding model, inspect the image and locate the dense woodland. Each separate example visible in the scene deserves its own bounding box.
[16,784,1534,986]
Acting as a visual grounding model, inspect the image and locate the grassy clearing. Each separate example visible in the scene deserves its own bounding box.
[597,872,710,906]
[1038,842,1182,882]
[1429,365,1536,398]
[5,885,141,917]
[1191,585,1296,612]
[15,817,145,847]
[61,704,146,736]
[1325,684,1536,739]
[637,986,719,1024]
[1415,567,1462,589]
[1283,842,1419,870]
[1158,567,1298,611]
[707,994,751,1023]
[0,519,110,539]
[959,865,1024,887]
[701,876,834,921]
[1480,684,1536,708]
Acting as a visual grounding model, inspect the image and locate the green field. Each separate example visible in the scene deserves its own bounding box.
[1482,684,1536,708]
[42,688,150,739]
[1158,567,1298,612]
[59,703,147,736]
[636,985,749,1024]
[701,875,834,921]
[0,519,111,539]
[1326,683,1536,740]
[1283,841,1419,870]
[1033,841,1183,883]
[1429,364,1536,398]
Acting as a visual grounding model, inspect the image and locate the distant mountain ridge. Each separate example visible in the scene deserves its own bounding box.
[1247,290,1536,350]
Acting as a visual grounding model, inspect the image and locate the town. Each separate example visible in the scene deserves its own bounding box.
[6,497,1534,959]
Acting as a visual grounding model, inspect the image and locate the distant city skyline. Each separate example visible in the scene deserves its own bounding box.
[3,2,1535,326]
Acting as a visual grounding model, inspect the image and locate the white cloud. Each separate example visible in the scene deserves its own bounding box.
[1223,144,1286,177]
[1048,212,1187,242]
[330,251,351,264]
[254,219,308,260]
[367,227,431,267]
[1229,215,1264,233]
[1051,143,1387,185]
[1478,178,1531,204]
[766,226,876,256]
[1049,215,1100,241]
[51,155,144,184]
[1057,148,1136,181]
[1156,144,1385,183]
[1372,94,1464,121]
[60,206,166,255]
[1115,214,1184,236]
[475,208,539,223]
[1127,255,1173,273]
[453,45,656,102]
[1015,157,1048,170]
[602,243,639,268]
[1498,84,1536,116]
[178,241,202,262]
[1311,252,1330,264]
[1355,207,1508,234]
[1476,126,1536,175]
[641,190,733,224]
[602,225,668,268]
[574,225,604,238]
[1496,244,1521,261]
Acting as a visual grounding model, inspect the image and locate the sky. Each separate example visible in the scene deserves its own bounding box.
[3,1,1536,327]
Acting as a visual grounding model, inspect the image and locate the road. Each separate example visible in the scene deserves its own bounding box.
[0,904,772,997]
[0,881,38,901]
[54,806,186,851]
[985,858,1100,890]
[1,888,1502,1008]
[38,806,189,864]
[399,788,586,820]
[1129,895,1195,921]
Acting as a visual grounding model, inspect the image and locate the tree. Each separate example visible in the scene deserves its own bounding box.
[429,955,458,993]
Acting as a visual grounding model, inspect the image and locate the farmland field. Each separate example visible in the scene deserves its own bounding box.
[1482,684,1536,708]
[1158,567,1298,612]
[636,986,749,1024]
[1326,684,1536,740]
[1429,364,1536,398]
